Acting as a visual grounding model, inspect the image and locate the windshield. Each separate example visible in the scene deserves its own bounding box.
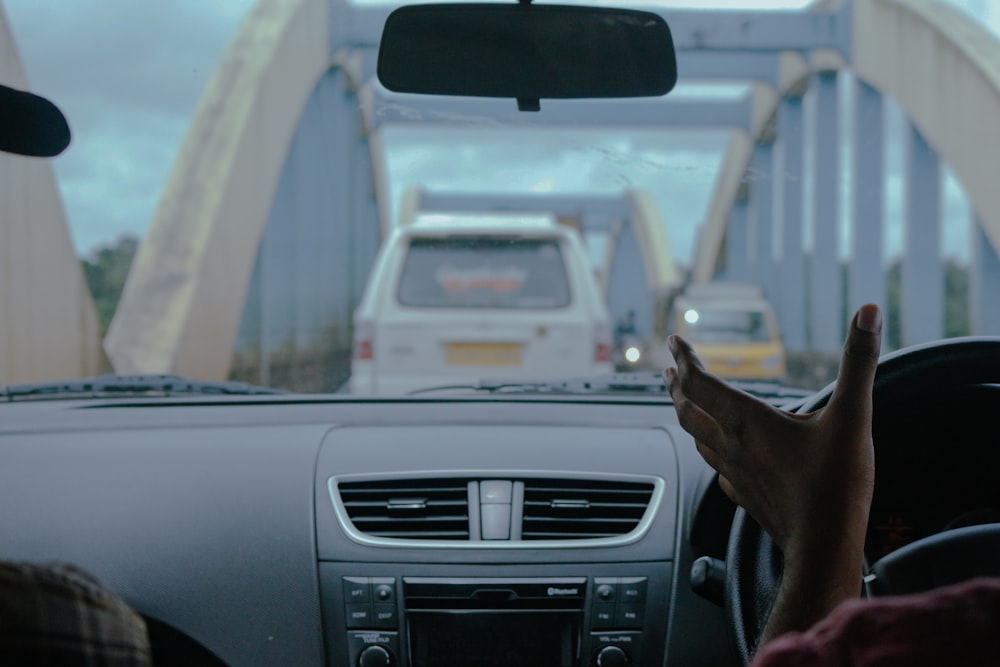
[2,0,998,395]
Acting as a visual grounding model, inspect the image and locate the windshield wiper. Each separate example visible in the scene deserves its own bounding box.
[408,373,672,397]
[0,374,286,401]
[409,372,815,405]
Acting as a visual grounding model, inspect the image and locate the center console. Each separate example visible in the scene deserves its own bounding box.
[314,425,681,667]
[319,564,673,667]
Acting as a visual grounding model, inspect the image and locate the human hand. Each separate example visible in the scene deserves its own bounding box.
[665,304,882,638]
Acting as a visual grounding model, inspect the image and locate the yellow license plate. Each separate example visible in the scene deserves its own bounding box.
[445,343,522,366]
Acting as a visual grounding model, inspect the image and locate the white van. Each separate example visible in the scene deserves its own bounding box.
[350,215,614,394]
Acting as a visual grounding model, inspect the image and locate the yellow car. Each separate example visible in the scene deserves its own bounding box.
[671,284,787,380]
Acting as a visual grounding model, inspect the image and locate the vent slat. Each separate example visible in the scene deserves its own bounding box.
[521,531,618,540]
[343,500,468,509]
[522,517,637,524]
[520,478,654,541]
[378,530,469,540]
[350,516,469,524]
[339,479,470,540]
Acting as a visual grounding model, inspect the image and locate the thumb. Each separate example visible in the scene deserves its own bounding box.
[826,304,882,421]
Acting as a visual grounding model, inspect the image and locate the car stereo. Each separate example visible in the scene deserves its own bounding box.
[330,575,658,667]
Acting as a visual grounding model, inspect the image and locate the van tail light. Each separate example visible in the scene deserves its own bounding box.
[353,321,374,360]
[594,323,613,363]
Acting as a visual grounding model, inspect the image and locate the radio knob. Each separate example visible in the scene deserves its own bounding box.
[596,646,629,667]
[358,645,393,667]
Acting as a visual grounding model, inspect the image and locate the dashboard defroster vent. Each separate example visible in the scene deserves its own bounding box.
[338,478,470,540]
[521,478,654,540]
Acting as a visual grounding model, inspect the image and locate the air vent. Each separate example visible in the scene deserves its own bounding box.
[338,478,470,540]
[521,478,654,540]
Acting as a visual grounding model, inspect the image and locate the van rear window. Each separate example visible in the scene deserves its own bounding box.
[397,238,571,309]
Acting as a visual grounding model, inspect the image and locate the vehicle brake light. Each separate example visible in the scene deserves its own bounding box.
[595,342,613,363]
[594,323,613,363]
[353,321,374,360]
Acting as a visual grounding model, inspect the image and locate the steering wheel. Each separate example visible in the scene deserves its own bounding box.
[724,337,1000,664]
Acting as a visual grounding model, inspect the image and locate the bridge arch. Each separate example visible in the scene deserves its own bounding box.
[106,0,336,377]
[852,0,1000,248]
[694,0,1000,349]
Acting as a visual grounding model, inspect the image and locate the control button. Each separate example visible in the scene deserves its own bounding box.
[373,603,398,629]
[358,645,394,667]
[615,604,644,629]
[481,503,511,539]
[596,584,616,602]
[345,603,373,628]
[619,577,647,603]
[595,645,629,667]
[348,631,398,667]
[343,577,371,603]
[480,480,513,503]
[592,603,615,629]
[371,578,396,603]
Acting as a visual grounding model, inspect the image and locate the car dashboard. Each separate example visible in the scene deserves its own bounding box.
[0,396,733,667]
[2,382,997,666]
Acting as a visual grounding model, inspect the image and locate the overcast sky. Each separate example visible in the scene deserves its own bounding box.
[4,0,997,262]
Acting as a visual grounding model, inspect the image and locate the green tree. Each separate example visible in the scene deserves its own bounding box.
[885,258,968,350]
[81,236,138,337]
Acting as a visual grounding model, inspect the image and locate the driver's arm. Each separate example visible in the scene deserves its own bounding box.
[665,304,882,648]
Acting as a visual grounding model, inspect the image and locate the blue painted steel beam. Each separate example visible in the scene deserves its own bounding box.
[330,2,385,50]
[725,199,750,283]
[343,6,849,56]
[369,88,753,131]
[901,122,944,346]
[809,72,842,353]
[606,223,655,340]
[970,218,1000,335]
[416,191,634,232]
[750,143,776,300]
[665,9,849,55]
[778,96,807,352]
[850,80,886,317]
[676,51,780,86]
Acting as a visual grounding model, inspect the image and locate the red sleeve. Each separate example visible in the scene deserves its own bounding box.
[750,578,1000,667]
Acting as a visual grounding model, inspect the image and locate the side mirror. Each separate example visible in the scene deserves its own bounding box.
[0,83,70,156]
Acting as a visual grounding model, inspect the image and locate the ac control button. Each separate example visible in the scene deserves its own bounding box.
[615,604,644,629]
[595,645,629,667]
[343,577,370,603]
[373,604,398,629]
[371,578,396,603]
[348,631,399,667]
[358,645,393,667]
[345,603,372,628]
[619,577,647,603]
[592,603,615,629]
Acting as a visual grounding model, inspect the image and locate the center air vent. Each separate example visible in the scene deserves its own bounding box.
[338,478,470,540]
[521,478,654,540]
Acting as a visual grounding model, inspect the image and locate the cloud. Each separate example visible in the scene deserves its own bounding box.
[4,0,254,253]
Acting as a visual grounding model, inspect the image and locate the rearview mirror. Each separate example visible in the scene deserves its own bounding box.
[377,3,677,111]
